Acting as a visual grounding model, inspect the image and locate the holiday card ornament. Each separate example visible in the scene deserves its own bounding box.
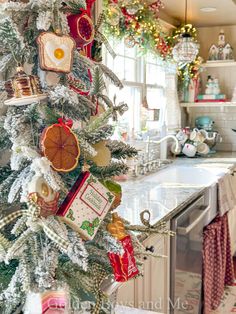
[57,171,115,240]
[41,118,80,172]
[28,175,59,217]
[37,32,76,73]
[4,66,47,106]
[67,13,95,47]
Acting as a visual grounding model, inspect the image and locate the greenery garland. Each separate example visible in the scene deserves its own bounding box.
[103,1,203,84]
[103,0,172,59]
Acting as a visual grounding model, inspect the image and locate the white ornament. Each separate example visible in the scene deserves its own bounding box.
[27,175,58,203]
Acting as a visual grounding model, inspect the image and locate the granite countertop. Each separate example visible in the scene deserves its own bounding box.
[118,152,236,226]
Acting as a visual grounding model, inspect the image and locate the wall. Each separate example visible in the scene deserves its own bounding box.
[188,106,236,151]
[185,25,236,151]
[198,25,236,61]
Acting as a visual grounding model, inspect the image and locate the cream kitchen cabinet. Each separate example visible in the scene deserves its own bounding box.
[117,223,170,314]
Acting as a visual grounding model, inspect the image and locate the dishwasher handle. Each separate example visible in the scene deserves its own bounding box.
[177,205,210,235]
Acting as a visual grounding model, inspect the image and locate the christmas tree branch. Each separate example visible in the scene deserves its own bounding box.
[89,161,129,179]
[107,140,138,159]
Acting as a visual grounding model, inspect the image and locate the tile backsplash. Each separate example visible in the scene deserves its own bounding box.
[188,106,236,151]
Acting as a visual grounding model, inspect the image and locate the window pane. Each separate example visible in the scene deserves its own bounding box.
[113,40,125,55]
[108,85,141,135]
[106,53,115,72]
[146,64,166,86]
[114,56,125,80]
[147,87,165,109]
[124,58,136,81]
[124,45,136,58]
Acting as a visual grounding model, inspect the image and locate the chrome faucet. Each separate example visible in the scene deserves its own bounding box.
[146,135,179,159]
[129,135,178,177]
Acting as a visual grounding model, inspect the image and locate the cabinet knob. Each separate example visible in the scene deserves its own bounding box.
[145,245,155,253]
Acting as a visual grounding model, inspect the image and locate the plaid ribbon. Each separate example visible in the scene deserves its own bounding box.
[0,200,69,251]
[96,31,116,59]
[91,263,107,314]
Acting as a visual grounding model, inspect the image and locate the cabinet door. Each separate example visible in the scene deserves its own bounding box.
[117,224,170,314]
[116,278,135,308]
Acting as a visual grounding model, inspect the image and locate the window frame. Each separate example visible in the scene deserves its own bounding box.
[103,39,167,134]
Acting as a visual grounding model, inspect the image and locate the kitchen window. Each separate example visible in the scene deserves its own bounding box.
[104,39,168,141]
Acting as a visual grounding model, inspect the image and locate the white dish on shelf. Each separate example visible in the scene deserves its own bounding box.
[4,94,47,106]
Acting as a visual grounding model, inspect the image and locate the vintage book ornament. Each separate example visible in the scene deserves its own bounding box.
[57,171,115,240]
[41,118,80,172]
[107,213,139,282]
[27,175,59,217]
[67,13,95,47]
[4,66,47,106]
[37,32,76,73]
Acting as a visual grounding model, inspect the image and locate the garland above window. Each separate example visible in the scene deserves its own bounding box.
[103,0,172,59]
[103,1,203,86]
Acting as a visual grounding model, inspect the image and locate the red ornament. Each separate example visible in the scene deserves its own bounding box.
[108,235,139,282]
[67,13,95,48]
[107,213,139,282]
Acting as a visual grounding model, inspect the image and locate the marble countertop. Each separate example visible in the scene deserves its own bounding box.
[118,152,236,226]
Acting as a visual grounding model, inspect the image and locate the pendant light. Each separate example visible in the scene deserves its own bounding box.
[172,0,199,64]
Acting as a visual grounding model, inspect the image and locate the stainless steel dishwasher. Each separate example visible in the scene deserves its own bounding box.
[170,185,217,314]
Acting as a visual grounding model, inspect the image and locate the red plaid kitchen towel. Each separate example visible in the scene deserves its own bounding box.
[203,213,234,314]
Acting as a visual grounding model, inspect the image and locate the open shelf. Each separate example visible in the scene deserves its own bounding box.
[202,61,236,68]
[180,101,236,108]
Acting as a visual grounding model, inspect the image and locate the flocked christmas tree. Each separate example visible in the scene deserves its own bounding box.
[0,0,173,313]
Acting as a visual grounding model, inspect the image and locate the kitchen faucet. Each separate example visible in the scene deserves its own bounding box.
[146,135,179,159]
[130,135,178,177]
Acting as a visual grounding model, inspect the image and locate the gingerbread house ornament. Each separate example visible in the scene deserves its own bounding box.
[37,32,76,73]
[208,30,234,61]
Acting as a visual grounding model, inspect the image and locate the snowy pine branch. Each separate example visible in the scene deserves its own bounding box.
[107,140,138,159]
[96,63,123,89]
[0,18,28,65]
[89,161,129,179]
[79,124,114,144]
[90,66,106,96]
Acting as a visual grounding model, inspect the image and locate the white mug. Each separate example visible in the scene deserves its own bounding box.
[182,143,197,157]
[176,130,188,144]
[190,128,205,143]
[197,143,210,155]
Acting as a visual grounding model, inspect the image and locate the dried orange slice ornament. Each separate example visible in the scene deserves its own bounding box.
[41,118,80,172]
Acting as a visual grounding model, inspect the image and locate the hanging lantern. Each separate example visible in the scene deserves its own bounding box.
[172,0,199,64]
[173,34,199,64]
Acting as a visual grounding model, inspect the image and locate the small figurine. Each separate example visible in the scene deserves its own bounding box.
[198,76,226,101]
[205,76,214,95]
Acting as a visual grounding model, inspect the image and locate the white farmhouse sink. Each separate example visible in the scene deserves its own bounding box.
[144,165,228,187]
